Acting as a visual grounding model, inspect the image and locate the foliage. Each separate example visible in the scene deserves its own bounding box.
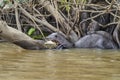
[27,27,49,39]
[1,0,120,43]
[60,0,70,12]
[27,27,35,36]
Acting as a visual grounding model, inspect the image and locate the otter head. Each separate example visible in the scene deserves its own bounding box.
[46,33,73,49]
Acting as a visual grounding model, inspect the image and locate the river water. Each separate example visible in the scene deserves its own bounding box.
[0,42,120,80]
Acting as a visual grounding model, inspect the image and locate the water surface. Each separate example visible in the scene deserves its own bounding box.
[0,42,120,80]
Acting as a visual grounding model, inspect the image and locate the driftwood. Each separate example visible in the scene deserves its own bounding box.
[0,21,46,50]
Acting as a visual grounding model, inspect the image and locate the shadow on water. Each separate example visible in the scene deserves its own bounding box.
[0,42,120,80]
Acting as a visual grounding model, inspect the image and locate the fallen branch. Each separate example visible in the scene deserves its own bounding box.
[0,20,46,50]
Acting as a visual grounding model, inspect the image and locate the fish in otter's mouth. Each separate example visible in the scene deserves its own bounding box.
[46,33,62,47]
[44,40,63,49]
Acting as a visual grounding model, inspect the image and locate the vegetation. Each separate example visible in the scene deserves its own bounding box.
[0,0,120,45]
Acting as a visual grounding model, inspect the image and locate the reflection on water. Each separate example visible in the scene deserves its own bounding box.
[0,42,120,80]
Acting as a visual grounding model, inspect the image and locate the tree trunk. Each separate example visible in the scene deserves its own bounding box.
[0,21,46,50]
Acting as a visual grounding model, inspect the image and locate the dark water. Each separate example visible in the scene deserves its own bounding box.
[0,42,120,80]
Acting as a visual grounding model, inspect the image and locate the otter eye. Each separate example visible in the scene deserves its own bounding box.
[55,35,57,38]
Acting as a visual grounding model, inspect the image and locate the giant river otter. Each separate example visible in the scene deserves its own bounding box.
[75,31,118,49]
[47,32,118,49]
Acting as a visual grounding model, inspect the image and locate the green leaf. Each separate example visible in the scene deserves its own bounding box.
[65,5,70,12]
[27,28,35,36]
[3,0,9,4]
